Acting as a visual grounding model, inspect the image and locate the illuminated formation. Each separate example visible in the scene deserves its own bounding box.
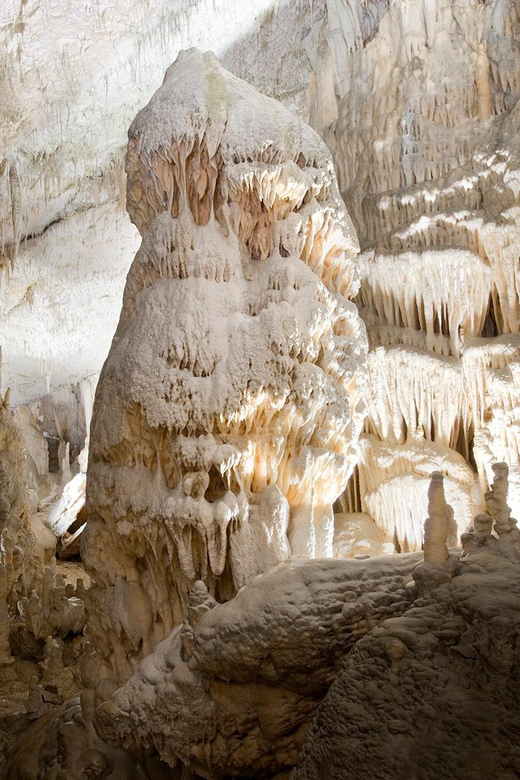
[326,0,520,550]
[82,49,367,683]
[1,3,520,771]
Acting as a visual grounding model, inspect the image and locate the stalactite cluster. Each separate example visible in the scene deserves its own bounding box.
[315,0,520,548]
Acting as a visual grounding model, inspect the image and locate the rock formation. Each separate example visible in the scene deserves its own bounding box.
[3,0,520,556]
[0,393,88,769]
[8,466,518,780]
[95,554,420,778]
[2,3,520,776]
[0,389,41,648]
[82,48,367,684]
[293,470,520,780]
[315,0,520,549]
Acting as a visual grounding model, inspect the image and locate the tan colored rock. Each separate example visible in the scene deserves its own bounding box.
[95,554,420,778]
[333,512,391,558]
[0,390,41,634]
[294,475,520,780]
[485,461,520,537]
[423,472,451,565]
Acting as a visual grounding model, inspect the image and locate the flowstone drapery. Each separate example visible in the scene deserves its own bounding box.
[95,554,420,778]
[320,0,520,549]
[4,465,520,779]
[82,48,367,683]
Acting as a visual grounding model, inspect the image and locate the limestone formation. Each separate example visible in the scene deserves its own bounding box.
[2,0,520,560]
[3,4,520,778]
[485,461,520,538]
[2,0,520,556]
[423,472,452,565]
[48,442,88,559]
[316,0,520,549]
[0,389,41,617]
[298,562,520,778]
[94,554,419,778]
[333,511,392,558]
[0,392,88,748]
[4,465,520,779]
[82,49,367,683]
[293,474,520,780]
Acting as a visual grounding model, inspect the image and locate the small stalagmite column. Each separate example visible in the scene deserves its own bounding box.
[485,462,519,536]
[423,471,450,564]
[460,511,495,556]
[414,471,454,594]
[476,43,492,122]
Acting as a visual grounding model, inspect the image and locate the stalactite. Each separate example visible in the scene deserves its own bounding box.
[8,163,21,267]
[476,43,492,122]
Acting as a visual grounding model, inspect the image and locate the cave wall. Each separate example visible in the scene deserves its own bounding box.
[311,0,520,548]
[227,0,520,544]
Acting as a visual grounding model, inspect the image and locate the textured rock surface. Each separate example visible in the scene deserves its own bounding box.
[322,0,520,545]
[0,397,88,761]
[0,695,165,780]
[95,554,419,778]
[82,49,366,683]
[1,0,306,405]
[333,511,391,558]
[4,459,520,780]
[3,3,520,776]
[0,390,41,614]
[293,473,520,780]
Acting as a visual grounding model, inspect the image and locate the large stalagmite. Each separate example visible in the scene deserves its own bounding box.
[5,0,520,562]
[3,5,520,779]
[82,49,367,683]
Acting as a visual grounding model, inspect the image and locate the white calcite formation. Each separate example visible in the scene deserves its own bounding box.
[1,0,302,406]
[333,511,392,558]
[4,1,520,555]
[316,0,520,548]
[4,0,520,558]
[340,435,478,553]
[3,5,520,778]
[46,377,97,557]
[47,448,87,558]
[82,49,367,683]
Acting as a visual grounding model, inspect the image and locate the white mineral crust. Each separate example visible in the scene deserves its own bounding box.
[82,49,367,682]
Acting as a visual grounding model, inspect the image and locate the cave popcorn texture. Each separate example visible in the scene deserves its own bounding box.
[82,49,368,682]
